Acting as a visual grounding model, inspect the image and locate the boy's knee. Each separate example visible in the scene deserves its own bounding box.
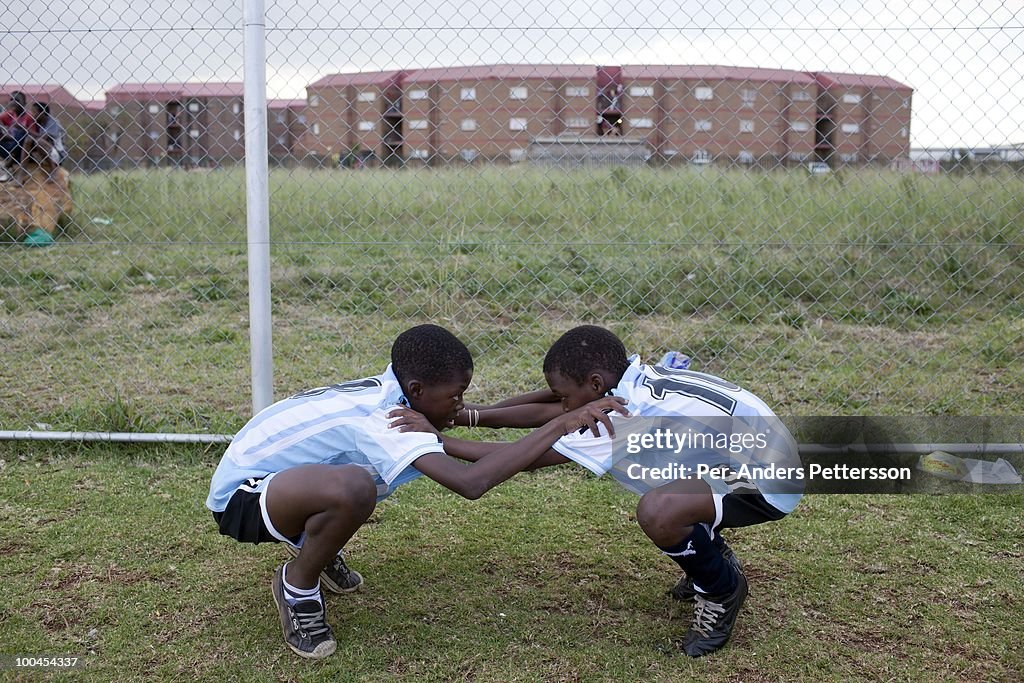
[327,465,377,514]
[636,490,673,538]
[636,487,711,545]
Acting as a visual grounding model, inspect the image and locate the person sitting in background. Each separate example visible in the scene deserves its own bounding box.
[31,102,67,168]
[0,91,36,181]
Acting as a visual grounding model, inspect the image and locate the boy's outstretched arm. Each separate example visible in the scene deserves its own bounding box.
[440,433,571,470]
[397,396,626,500]
[468,389,560,409]
[456,389,564,428]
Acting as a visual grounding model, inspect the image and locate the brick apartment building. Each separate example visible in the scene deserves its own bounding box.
[103,83,308,168]
[6,65,912,170]
[268,99,306,165]
[813,72,912,164]
[103,82,250,167]
[296,63,912,167]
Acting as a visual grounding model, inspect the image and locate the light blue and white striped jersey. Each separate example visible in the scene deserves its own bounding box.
[206,366,443,512]
[551,356,803,513]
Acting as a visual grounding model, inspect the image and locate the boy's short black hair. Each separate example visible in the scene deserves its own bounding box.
[543,325,629,385]
[391,324,473,387]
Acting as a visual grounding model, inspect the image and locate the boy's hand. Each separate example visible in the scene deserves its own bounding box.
[560,396,629,437]
[387,406,443,435]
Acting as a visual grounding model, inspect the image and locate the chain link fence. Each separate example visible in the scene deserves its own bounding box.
[1,2,1022,439]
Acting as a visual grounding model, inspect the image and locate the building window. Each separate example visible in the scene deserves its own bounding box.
[694,119,712,132]
[409,119,428,130]
[841,122,860,134]
[631,117,654,128]
[148,104,160,114]
[148,131,159,140]
[693,150,712,164]
[188,102,201,113]
[739,119,755,133]
[233,129,241,141]
[509,117,528,131]
[190,129,200,138]
[843,92,862,104]
[695,86,714,101]
[409,89,428,100]
[232,102,241,115]
[741,88,756,107]
[565,85,589,97]
[309,94,320,107]
[509,86,528,100]
[357,91,376,102]
[460,118,477,131]
[629,85,654,98]
[792,90,811,101]
[900,127,908,138]
[790,120,811,132]
[566,116,589,129]
[312,123,320,136]
[357,120,375,131]
[460,87,476,101]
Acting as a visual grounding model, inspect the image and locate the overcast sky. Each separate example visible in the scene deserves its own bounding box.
[3,0,1021,147]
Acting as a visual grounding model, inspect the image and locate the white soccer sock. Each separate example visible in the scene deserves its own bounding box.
[282,561,322,606]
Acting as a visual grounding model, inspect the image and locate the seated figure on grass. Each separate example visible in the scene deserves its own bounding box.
[444,325,804,658]
[206,324,627,660]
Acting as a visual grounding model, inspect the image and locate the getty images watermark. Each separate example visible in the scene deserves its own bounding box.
[622,427,911,482]
[607,416,1023,495]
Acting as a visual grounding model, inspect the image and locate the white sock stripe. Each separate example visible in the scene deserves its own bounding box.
[282,561,322,595]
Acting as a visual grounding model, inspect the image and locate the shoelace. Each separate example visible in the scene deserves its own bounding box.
[691,594,726,636]
[328,555,352,579]
[294,603,331,638]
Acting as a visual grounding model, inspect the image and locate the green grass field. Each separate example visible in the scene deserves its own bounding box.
[1,166,1023,680]
[1,446,1022,682]
[1,166,1023,429]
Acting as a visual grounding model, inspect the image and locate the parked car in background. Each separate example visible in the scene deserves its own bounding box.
[807,161,831,175]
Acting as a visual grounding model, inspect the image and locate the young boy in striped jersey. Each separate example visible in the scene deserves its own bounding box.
[444,325,803,657]
[207,324,626,659]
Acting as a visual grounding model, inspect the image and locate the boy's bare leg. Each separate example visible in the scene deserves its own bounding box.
[265,463,377,588]
[636,478,747,658]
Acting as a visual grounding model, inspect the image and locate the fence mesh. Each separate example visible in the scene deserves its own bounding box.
[1,2,1022,437]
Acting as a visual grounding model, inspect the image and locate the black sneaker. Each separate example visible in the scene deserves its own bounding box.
[669,541,742,603]
[285,544,364,594]
[681,567,748,658]
[271,565,337,659]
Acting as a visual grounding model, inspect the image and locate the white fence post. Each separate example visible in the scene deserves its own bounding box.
[242,0,274,415]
